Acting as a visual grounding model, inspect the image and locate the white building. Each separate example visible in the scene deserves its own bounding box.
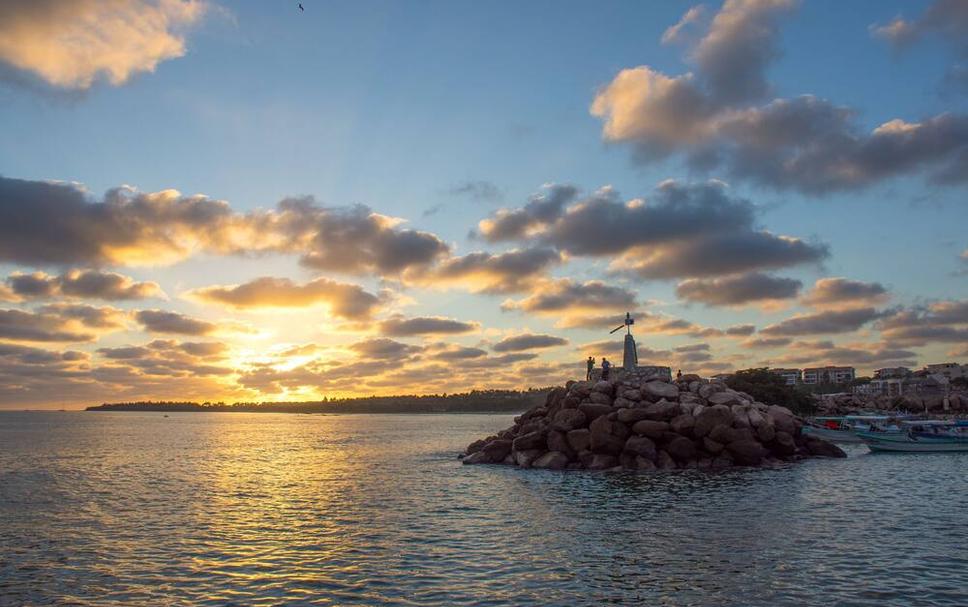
[802,366,855,385]
[770,368,801,385]
[925,363,965,381]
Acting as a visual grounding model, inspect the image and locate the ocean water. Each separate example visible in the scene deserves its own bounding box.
[1,412,966,607]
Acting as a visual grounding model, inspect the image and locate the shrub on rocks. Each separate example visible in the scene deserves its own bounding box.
[463,374,845,471]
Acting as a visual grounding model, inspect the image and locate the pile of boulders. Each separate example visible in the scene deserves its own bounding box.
[817,391,968,416]
[463,373,846,471]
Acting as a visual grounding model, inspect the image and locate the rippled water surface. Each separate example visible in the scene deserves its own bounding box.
[1,411,967,606]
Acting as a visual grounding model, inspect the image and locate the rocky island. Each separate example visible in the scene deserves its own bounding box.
[463,369,846,471]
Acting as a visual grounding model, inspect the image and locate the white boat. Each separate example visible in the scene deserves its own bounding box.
[802,416,902,443]
[857,421,968,452]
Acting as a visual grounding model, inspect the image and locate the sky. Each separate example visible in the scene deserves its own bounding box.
[0,0,966,409]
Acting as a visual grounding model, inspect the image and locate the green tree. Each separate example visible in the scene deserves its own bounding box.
[726,368,816,415]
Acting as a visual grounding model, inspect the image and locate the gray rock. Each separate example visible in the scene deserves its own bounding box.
[698,382,725,400]
[623,435,657,460]
[465,439,486,455]
[804,436,847,458]
[533,451,569,470]
[546,430,575,460]
[656,450,677,470]
[708,423,737,445]
[669,413,695,435]
[727,440,769,466]
[587,453,619,470]
[665,436,697,462]
[756,422,776,443]
[693,405,735,438]
[551,409,587,432]
[512,431,546,452]
[703,437,724,454]
[513,449,543,468]
[613,397,634,409]
[578,402,612,422]
[560,395,581,409]
[644,399,680,421]
[644,381,680,401]
[616,407,652,424]
[566,428,591,452]
[635,456,657,471]
[592,381,615,396]
[589,391,613,406]
[632,419,667,438]
[770,431,797,457]
[708,391,741,406]
[482,439,512,462]
[462,451,490,465]
[589,415,630,454]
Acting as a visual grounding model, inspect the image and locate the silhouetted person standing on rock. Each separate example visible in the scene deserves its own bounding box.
[601,358,611,381]
[586,356,595,380]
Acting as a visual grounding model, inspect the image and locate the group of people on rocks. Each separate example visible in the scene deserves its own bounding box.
[586,356,612,381]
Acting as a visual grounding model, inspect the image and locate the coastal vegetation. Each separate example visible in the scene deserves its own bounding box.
[725,368,816,415]
[85,389,550,414]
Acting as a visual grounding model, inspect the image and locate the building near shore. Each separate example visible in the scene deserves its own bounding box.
[925,363,966,381]
[874,367,911,379]
[770,368,802,385]
[802,366,855,385]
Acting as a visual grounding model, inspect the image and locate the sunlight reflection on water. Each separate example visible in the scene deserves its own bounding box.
[1,411,967,606]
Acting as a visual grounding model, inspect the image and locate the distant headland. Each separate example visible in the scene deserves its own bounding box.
[85,389,549,414]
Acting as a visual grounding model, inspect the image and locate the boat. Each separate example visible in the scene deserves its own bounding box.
[802,415,903,443]
[857,421,968,452]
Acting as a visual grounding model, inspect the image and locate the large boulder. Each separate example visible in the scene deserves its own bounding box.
[643,381,680,401]
[533,451,569,470]
[707,424,738,445]
[592,381,615,396]
[616,407,652,424]
[665,436,697,462]
[623,435,657,460]
[693,405,735,438]
[589,416,629,454]
[546,430,575,459]
[756,422,776,443]
[465,439,487,455]
[703,437,724,454]
[669,413,695,435]
[462,451,491,465]
[566,428,591,452]
[589,391,613,406]
[632,420,669,439]
[708,391,742,406]
[698,382,725,400]
[512,431,546,452]
[513,449,543,468]
[656,450,677,470]
[643,399,680,421]
[770,431,797,457]
[727,440,769,466]
[804,436,847,458]
[551,409,587,432]
[586,453,619,470]
[579,402,613,422]
[482,439,512,462]
[635,456,657,471]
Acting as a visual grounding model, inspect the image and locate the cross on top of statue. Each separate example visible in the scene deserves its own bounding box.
[609,312,634,336]
[609,312,638,370]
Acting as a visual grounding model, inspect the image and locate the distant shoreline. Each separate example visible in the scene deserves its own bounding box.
[84,389,550,415]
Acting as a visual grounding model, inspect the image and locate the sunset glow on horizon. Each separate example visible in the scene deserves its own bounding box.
[1,0,966,408]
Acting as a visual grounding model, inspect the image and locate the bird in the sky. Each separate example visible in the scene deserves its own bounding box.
[298,3,304,11]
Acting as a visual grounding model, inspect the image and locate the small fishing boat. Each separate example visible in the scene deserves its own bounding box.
[857,421,968,452]
[802,415,902,443]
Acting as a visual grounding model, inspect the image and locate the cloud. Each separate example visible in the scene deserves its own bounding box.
[0,309,97,343]
[135,309,216,335]
[426,344,488,361]
[190,276,384,319]
[37,303,127,329]
[662,5,706,45]
[0,0,209,90]
[492,333,569,352]
[409,247,562,294]
[676,272,801,306]
[591,1,968,193]
[349,338,423,360]
[477,184,579,242]
[878,299,968,345]
[768,340,919,369]
[871,0,968,52]
[477,180,827,279]
[761,307,886,336]
[801,277,890,309]
[741,336,792,349]
[0,177,449,275]
[725,324,756,336]
[501,279,638,318]
[448,180,503,203]
[378,316,479,337]
[4,270,163,301]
